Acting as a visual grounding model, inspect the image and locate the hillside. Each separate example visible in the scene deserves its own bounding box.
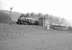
[0,10,21,22]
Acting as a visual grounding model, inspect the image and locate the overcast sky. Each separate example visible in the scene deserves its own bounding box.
[0,0,72,25]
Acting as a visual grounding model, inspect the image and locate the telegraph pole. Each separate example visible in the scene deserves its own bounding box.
[9,7,13,25]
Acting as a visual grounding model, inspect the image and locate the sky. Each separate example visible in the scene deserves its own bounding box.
[0,0,72,25]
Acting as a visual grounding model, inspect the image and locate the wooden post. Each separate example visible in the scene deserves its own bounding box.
[43,16,46,30]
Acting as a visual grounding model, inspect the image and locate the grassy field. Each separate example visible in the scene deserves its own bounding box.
[0,23,72,50]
